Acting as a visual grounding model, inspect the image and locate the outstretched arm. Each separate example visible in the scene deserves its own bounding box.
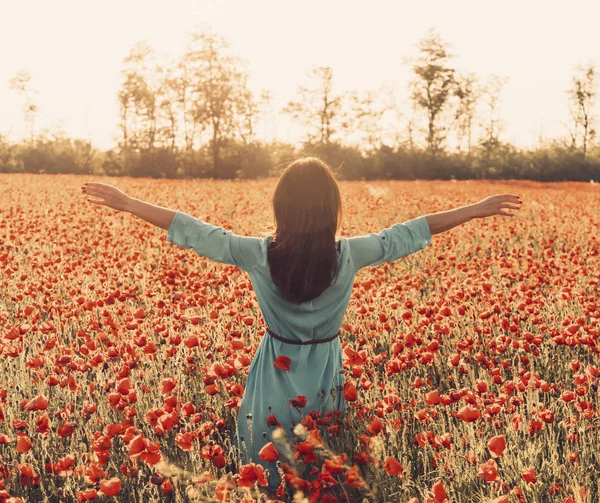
[424,193,522,235]
[81,182,264,271]
[82,183,175,229]
[347,193,523,270]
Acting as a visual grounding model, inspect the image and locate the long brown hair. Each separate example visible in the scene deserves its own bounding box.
[266,157,342,304]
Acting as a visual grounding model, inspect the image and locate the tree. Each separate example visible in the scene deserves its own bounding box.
[340,88,386,152]
[183,28,246,177]
[117,42,160,153]
[378,82,417,151]
[479,75,508,147]
[567,63,597,161]
[477,74,508,178]
[409,28,456,154]
[257,89,276,142]
[453,73,480,155]
[155,64,180,153]
[0,132,16,172]
[235,73,260,144]
[170,59,196,152]
[9,70,38,145]
[282,66,344,145]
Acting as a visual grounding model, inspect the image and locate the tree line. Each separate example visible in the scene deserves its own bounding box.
[1,27,599,181]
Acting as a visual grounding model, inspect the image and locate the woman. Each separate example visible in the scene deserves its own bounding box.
[81,157,522,494]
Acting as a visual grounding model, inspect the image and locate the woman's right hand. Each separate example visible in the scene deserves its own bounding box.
[471,194,523,218]
[81,183,133,212]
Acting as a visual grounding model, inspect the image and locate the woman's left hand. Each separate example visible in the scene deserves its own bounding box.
[471,194,522,218]
[81,183,133,212]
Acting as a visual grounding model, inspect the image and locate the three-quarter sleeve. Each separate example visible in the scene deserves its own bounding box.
[166,211,264,272]
[347,216,432,271]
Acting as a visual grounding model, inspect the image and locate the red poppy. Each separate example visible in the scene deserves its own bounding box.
[294,441,317,464]
[487,435,506,458]
[290,395,307,408]
[175,431,194,451]
[456,404,481,422]
[237,463,268,488]
[159,378,177,395]
[100,477,121,496]
[16,434,32,453]
[274,355,291,371]
[19,463,40,485]
[343,465,365,488]
[432,480,446,502]
[424,389,441,405]
[76,489,98,502]
[477,459,499,483]
[140,440,162,465]
[22,395,48,411]
[323,453,347,475]
[266,414,281,427]
[258,442,279,461]
[521,466,536,484]
[384,457,404,477]
[367,417,383,436]
[57,422,76,438]
[343,382,357,401]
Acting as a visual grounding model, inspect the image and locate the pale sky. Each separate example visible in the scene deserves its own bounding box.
[0,0,598,150]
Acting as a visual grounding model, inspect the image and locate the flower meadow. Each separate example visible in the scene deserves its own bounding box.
[0,175,598,503]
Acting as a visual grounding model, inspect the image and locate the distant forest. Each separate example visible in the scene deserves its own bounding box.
[1,28,599,181]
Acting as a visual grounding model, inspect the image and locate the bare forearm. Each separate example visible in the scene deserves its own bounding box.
[423,193,523,235]
[424,205,476,235]
[126,198,176,231]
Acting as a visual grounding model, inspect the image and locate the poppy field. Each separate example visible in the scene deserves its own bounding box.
[0,174,598,503]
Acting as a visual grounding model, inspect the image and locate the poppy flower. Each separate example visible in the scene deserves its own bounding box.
[383,457,404,477]
[16,434,32,453]
[290,395,307,408]
[19,462,40,485]
[343,382,357,401]
[140,441,162,465]
[76,489,98,502]
[100,477,121,496]
[22,395,48,411]
[159,378,177,395]
[237,463,268,488]
[36,414,51,435]
[343,465,365,488]
[367,417,383,435]
[258,442,279,462]
[175,431,194,451]
[161,479,173,494]
[424,389,440,405]
[293,441,316,464]
[273,355,291,371]
[323,453,347,475]
[456,404,481,422]
[266,414,281,428]
[184,335,199,348]
[477,459,499,483]
[57,422,76,438]
[521,466,536,483]
[487,435,506,458]
[432,480,446,502]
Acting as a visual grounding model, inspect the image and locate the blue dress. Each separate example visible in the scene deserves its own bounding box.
[167,210,432,490]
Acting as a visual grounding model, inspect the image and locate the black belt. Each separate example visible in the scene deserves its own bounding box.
[265,326,340,345]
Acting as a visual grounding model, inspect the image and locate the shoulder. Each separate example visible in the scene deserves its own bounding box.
[246,236,272,273]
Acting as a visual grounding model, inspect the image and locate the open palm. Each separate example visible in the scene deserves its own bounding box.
[473,194,522,218]
[81,183,132,212]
